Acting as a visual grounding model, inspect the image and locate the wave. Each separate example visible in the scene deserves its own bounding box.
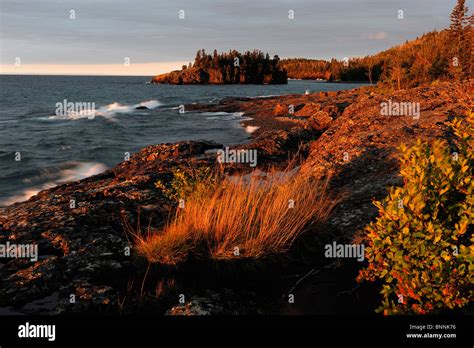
[251,94,279,98]
[136,100,162,109]
[1,161,107,206]
[202,111,245,121]
[38,99,162,121]
[245,125,260,134]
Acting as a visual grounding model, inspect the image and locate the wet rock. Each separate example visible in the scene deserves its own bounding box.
[0,140,223,313]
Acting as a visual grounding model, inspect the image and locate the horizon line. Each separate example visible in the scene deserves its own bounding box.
[0,73,156,77]
[0,62,188,77]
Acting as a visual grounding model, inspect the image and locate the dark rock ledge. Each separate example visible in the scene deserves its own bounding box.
[0,81,468,315]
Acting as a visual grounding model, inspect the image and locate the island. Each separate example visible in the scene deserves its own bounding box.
[151,49,288,84]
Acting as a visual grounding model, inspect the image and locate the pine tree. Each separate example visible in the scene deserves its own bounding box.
[449,0,471,80]
[213,49,219,69]
[390,49,405,90]
[194,50,202,68]
[365,56,374,84]
[450,0,468,36]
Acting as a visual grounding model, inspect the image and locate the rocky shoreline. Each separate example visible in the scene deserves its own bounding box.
[0,81,469,315]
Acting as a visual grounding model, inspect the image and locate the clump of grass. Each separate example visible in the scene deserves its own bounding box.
[134,168,338,266]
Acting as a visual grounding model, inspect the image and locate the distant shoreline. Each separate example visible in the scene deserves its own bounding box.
[0,74,370,84]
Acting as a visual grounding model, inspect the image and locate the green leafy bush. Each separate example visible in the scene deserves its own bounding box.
[155,166,222,203]
[358,112,473,314]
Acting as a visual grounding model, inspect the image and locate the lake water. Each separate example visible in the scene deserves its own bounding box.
[0,75,362,206]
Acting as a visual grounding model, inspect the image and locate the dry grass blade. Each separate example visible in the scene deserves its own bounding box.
[134,167,339,266]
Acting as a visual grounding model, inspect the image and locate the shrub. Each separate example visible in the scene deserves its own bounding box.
[357,112,473,314]
[155,165,223,203]
[136,168,337,265]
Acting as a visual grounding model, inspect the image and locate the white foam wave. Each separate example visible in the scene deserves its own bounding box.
[245,126,260,134]
[251,94,278,98]
[137,100,162,109]
[2,161,107,206]
[203,111,245,121]
[40,108,96,121]
[39,99,162,121]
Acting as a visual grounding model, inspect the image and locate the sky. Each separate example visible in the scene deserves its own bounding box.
[0,0,465,75]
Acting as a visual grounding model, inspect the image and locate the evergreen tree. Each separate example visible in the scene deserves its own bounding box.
[186,49,288,84]
[449,0,471,80]
[194,50,202,68]
[213,49,219,69]
[390,49,405,90]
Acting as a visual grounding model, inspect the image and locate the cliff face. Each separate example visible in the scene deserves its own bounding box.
[151,68,216,84]
[151,67,287,84]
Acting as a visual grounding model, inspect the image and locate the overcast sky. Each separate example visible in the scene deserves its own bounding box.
[0,0,465,75]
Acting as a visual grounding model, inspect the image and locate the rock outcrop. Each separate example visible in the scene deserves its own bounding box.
[151,68,217,84]
[0,141,221,313]
[0,80,469,315]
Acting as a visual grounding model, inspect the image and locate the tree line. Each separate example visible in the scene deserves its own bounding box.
[280,0,472,89]
[181,49,287,84]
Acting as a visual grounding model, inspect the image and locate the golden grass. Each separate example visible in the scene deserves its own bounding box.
[134,168,338,265]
